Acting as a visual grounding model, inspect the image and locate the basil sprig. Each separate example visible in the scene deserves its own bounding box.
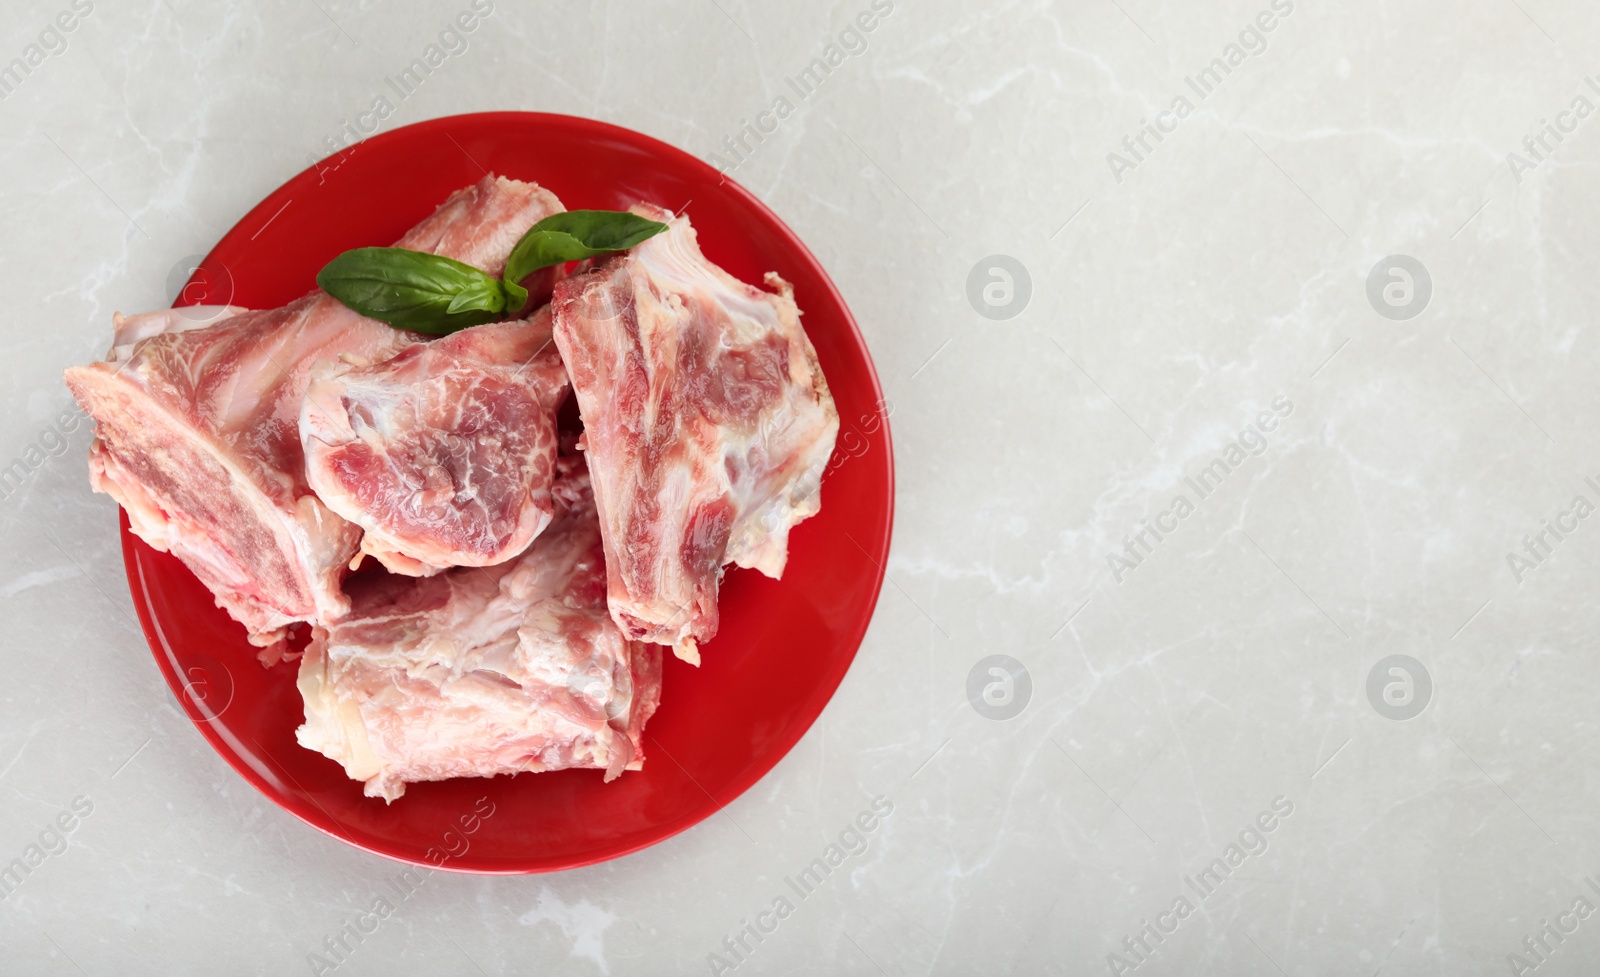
[317,209,669,335]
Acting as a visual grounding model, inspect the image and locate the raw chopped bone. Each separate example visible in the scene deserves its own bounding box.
[301,307,569,576]
[551,205,838,663]
[64,176,565,649]
[296,459,663,801]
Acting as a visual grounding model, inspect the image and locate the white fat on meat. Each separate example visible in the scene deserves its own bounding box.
[295,459,663,802]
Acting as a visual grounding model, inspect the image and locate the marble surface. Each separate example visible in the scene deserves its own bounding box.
[4,0,1600,973]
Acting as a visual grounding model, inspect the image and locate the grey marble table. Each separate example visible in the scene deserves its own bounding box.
[3,1,1600,974]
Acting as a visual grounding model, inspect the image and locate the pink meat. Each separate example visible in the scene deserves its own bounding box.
[300,307,569,576]
[64,176,566,650]
[296,458,663,801]
[551,205,839,663]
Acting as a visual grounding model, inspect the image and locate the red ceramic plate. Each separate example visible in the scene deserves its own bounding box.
[121,112,893,872]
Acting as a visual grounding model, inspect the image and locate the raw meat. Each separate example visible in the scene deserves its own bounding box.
[296,458,663,801]
[300,307,569,577]
[551,205,838,663]
[109,305,248,349]
[69,302,408,646]
[64,176,565,650]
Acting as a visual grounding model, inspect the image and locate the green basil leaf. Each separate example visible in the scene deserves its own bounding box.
[502,210,669,286]
[317,247,508,335]
[502,278,530,316]
[444,278,505,315]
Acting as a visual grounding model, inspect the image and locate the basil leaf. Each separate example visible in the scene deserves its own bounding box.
[443,278,505,315]
[502,278,530,315]
[317,247,509,335]
[502,210,669,286]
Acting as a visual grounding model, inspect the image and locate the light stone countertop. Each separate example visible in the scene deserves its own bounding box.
[3,0,1600,974]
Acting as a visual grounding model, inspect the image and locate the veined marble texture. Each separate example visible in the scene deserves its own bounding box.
[2,0,1599,974]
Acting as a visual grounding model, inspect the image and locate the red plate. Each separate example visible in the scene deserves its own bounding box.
[122,112,894,872]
